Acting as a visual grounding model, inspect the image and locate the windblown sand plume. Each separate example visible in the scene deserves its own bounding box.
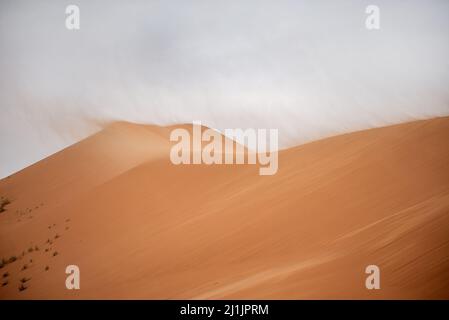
[0,117,449,299]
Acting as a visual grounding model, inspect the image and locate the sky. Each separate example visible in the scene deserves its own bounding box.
[0,0,449,177]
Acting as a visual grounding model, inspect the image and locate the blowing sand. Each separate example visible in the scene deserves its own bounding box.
[1,117,449,299]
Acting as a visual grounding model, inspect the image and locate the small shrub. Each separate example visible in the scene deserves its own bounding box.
[54,234,60,239]
[45,266,49,271]
[20,277,30,283]
[18,283,27,291]
[2,272,9,278]
[8,256,17,264]
[28,247,34,253]
[1,280,7,287]
[21,264,28,271]
[0,198,11,213]
[53,251,58,257]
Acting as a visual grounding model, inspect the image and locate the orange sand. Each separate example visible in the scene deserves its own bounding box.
[1,117,449,299]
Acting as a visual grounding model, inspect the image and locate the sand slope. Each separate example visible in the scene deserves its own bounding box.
[1,117,449,299]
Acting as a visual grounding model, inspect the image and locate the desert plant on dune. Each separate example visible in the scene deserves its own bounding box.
[18,283,27,291]
[8,256,17,264]
[0,197,11,213]
[20,277,30,283]
[0,257,8,268]
[2,272,9,278]
[53,251,58,257]
[45,266,49,271]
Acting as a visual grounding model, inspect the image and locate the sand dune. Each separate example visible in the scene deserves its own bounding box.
[1,117,449,299]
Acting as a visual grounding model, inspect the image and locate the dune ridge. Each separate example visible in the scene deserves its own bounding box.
[1,117,449,299]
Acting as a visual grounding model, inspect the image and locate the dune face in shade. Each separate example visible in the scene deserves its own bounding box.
[0,117,449,299]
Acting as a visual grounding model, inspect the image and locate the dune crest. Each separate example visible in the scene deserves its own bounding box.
[1,117,449,299]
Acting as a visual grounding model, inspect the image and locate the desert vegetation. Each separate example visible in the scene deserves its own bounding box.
[0,215,70,295]
[0,197,11,213]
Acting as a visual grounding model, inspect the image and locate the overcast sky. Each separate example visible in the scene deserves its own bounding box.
[1,0,449,177]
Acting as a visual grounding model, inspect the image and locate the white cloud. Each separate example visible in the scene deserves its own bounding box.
[1,0,449,177]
